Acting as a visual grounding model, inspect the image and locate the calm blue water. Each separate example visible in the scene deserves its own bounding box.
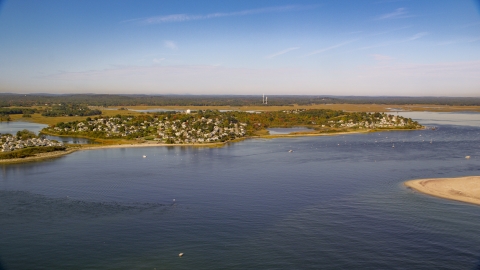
[0,120,48,135]
[1,113,480,269]
[268,127,312,134]
[398,111,480,127]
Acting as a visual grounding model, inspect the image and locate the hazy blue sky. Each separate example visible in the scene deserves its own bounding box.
[0,0,479,96]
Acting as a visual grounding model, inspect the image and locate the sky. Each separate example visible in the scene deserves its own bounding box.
[0,0,479,96]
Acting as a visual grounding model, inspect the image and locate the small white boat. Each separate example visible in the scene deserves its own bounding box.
[179,253,184,257]
[289,150,293,153]
[466,156,471,159]
[143,155,147,158]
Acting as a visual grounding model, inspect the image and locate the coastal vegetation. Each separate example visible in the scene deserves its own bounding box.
[0,114,11,122]
[0,107,37,115]
[40,109,421,144]
[0,108,37,122]
[0,145,66,159]
[41,104,101,117]
[227,109,421,131]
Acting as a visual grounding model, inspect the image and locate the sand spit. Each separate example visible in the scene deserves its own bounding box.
[405,176,480,206]
[0,141,226,164]
[0,149,79,164]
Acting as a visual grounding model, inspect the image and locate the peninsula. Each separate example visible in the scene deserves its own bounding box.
[405,176,480,206]
[1,108,422,163]
[39,109,420,143]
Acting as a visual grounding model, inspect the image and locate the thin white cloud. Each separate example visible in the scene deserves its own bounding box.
[44,64,302,81]
[153,58,165,63]
[40,64,312,95]
[305,40,358,57]
[164,40,177,50]
[347,31,363,35]
[265,47,300,59]
[371,54,393,61]
[376,8,409,20]
[437,37,480,46]
[406,32,428,41]
[357,42,392,51]
[356,32,427,51]
[368,25,412,37]
[127,5,319,24]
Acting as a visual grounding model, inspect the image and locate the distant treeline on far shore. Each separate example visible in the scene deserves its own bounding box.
[1,93,480,107]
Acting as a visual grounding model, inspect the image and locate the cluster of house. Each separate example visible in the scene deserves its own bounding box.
[157,117,247,143]
[278,110,418,129]
[281,109,305,114]
[1,135,64,152]
[45,115,247,144]
[326,115,417,129]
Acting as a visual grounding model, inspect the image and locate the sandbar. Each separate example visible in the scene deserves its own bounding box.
[405,176,480,206]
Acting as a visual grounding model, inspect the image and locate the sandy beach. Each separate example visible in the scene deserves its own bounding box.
[405,176,480,206]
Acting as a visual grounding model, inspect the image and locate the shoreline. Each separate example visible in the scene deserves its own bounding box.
[405,176,480,206]
[255,126,423,139]
[1,127,422,164]
[0,140,232,164]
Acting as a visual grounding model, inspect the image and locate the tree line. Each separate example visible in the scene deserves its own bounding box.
[41,104,101,117]
[2,93,480,107]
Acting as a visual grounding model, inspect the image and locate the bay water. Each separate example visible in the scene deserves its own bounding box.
[1,112,480,269]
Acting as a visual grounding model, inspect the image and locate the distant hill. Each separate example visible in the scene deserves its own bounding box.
[1,93,480,107]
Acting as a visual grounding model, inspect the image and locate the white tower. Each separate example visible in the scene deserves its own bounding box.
[262,94,265,104]
[265,96,268,105]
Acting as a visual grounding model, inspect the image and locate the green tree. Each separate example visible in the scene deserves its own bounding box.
[16,129,37,140]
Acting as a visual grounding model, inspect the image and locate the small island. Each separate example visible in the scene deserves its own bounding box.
[405,176,480,206]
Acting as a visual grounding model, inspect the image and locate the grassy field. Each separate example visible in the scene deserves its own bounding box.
[9,109,144,125]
